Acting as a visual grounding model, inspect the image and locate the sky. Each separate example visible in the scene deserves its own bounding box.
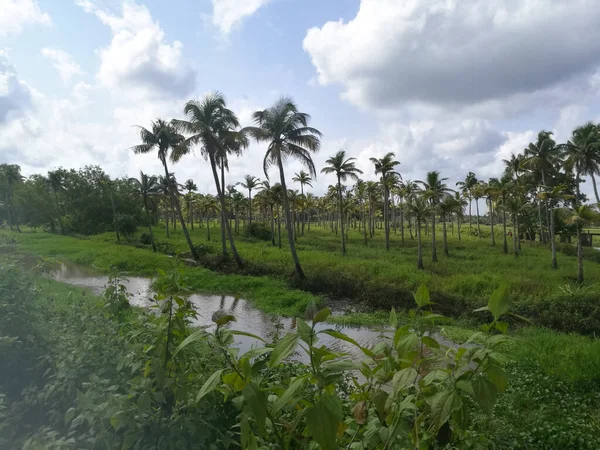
[2,0,600,198]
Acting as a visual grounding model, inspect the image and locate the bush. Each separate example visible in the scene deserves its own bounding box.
[139,232,152,245]
[115,214,137,239]
[155,241,176,255]
[246,222,272,241]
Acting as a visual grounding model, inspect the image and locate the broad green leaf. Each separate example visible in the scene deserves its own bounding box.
[487,284,509,320]
[494,321,509,334]
[242,383,268,435]
[452,401,470,430]
[321,359,357,375]
[371,390,389,422]
[392,367,417,393]
[422,369,449,386]
[272,376,309,414]
[231,330,265,342]
[269,333,299,367]
[196,369,225,402]
[211,310,237,327]
[508,311,533,324]
[422,335,440,349]
[296,318,313,344]
[319,329,375,358]
[242,347,273,360]
[487,365,508,392]
[306,394,343,450]
[473,306,489,313]
[172,329,207,358]
[389,307,398,329]
[456,380,474,396]
[313,308,331,324]
[396,333,419,359]
[472,377,497,414]
[305,301,319,321]
[429,389,462,430]
[414,284,431,308]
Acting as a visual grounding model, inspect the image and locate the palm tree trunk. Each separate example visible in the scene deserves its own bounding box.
[512,214,518,258]
[442,213,449,257]
[431,211,437,262]
[143,194,157,252]
[53,190,65,235]
[5,191,13,231]
[165,202,170,238]
[109,188,120,243]
[490,200,495,246]
[457,215,461,241]
[270,205,276,246]
[400,198,405,243]
[468,196,472,232]
[277,158,305,279]
[537,198,544,243]
[591,172,600,203]
[248,189,253,233]
[577,225,584,283]
[211,156,243,268]
[206,209,211,241]
[502,198,508,254]
[363,202,368,245]
[417,217,424,270]
[338,178,346,255]
[550,206,557,269]
[475,199,481,237]
[384,184,390,250]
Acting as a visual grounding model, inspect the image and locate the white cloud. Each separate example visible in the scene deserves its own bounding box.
[211,0,271,34]
[41,48,84,83]
[303,0,600,114]
[0,50,35,123]
[0,0,51,36]
[77,0,195,100]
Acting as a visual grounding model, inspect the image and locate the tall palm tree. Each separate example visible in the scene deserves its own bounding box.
[354,180,369,245]
[557,205,600,283]
[365,181,380,238]
[171,92,247,268]
[47,169,66,235]
[238,175,260,232]
[201,195,219,241]
[0,164,23,232]
[456,172,478,232]
[183,179,197,229]
[438,195,460,257]
[370,153,400,250]
[539,185,574,269]
[292,170,313,196]
[503,154,523,182]
[417,171,452,262]
[130,119,199,260]
[130,172,161,252]
[472,182,485,238]
[321,150,363,255]
[482,180,497,247]
[562,123,600,203]
[247,97,322,279]
[405,195,431,270]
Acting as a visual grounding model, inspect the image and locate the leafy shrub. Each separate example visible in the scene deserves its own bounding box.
[139,232,152,245]
[115,213,137,239]
[246,223,272,241]
[156,240,176,255]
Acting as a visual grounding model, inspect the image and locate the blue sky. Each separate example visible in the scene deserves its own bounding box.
[2,0,600,199]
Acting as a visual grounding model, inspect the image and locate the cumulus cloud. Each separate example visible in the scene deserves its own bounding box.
[303,0,600,113]
[211,0,271,34]
[0,51,35,123]
[77,0,195,99]
[0,0,51,36]
[41,48,84,83]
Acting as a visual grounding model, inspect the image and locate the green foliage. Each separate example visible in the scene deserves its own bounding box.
[115,213,137,238]
[246,222,272,241]
[139,232,152,245]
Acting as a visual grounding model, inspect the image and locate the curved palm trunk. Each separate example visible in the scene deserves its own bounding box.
[143,194,157,252]
[220,164,227,255]
[489,200,495,246]
[417,217,424,270]
[431,211,438,262]
[277,158,305,279]
[550,206,557,269]
[475,199,481,237]
[442,213,449,257]
[53,190,65,235]
[338,177,346,255]
[591,172,600,203]
[210,155,243,268]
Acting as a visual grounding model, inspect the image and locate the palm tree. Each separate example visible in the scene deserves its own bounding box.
[438,195,460,257]
[238,175,260,233]
[47,169,66,235]
[503,154,523,182]
[201,195,219,241]
[130,172,161,252]
[171,92,247,268]
[354,180,369,245]
[183,179,197,229]
[562,123,600,203]
[321,150,363,254]
[247,97,322,279]
[472,182,485,238]
[482,180,497,247]
[130,119,199,260]
[0,164,23,232]
[292,170,313,196]
[453,192,467,241]
[557,205,600,283]
[539,185,574,269]
[405,195,431,270]
[365,181,380,238]
[370,153,400,250]
[417,171,452,262]
[456,172,478,232]
[493,176,514,254]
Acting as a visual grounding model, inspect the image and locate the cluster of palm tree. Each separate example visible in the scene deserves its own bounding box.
[125,92,600,282]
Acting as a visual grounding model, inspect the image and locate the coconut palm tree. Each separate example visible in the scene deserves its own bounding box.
[562,123,600,203]
[503,154,523,182]
[201,195,219,241]
[238,175,260,233]
[370,153,400,250]
[130,119,199,260]
[557,205,600,283]
[171,92,247,268]
[365,181,380,238]
[321,150,363,254]
[539,185,574,269]
[292,170,313,196]
[482,180,497,247]
[183,179,197,229]
[47,169,66,235]
[472,182,485,238]
[456,172,478,232]
[438,195,460,257]
[417,171,453,262]
[130,172,161,252]
[247,97,322,279]
[405,195,431,270]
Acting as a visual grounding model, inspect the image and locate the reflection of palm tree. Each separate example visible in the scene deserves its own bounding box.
[231,297,240,312]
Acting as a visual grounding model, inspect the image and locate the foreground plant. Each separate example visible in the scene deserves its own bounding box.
[177,284,515,449]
